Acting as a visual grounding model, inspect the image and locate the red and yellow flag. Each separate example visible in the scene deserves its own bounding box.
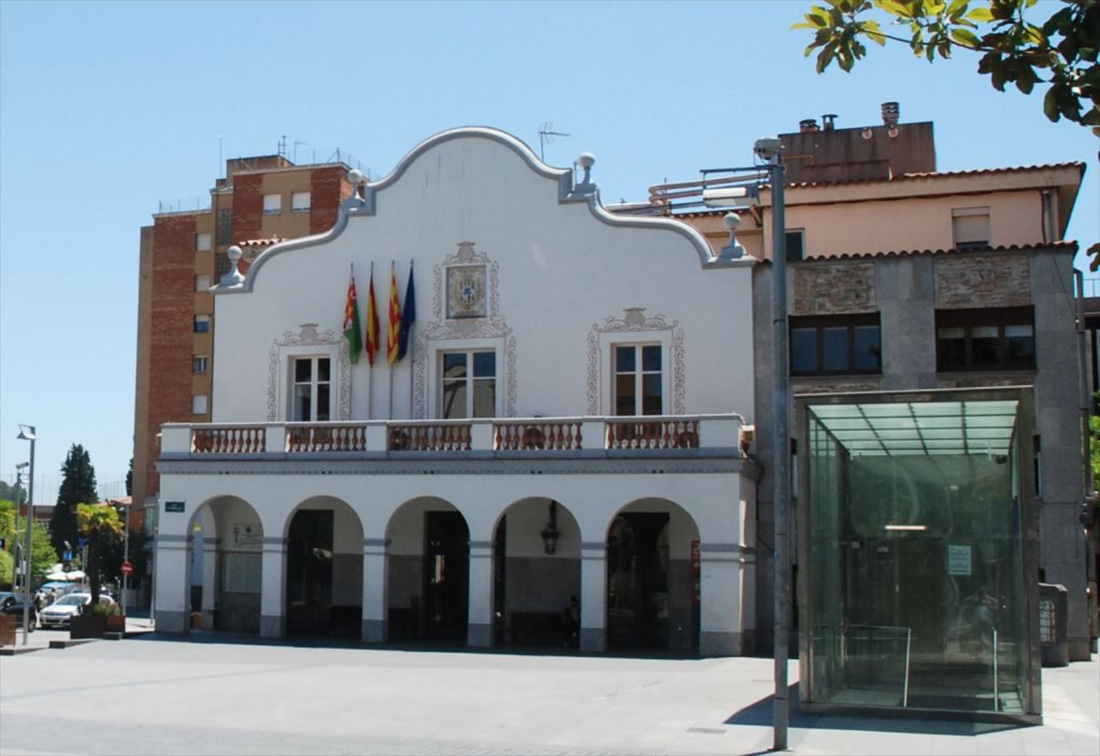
[386,264,402,365]
[365,268,380,367]
[342,270,363,365]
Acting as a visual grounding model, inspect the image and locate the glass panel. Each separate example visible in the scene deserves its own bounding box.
[971,325,1000,367]
[294,386,312,421]
[1004,325,1035,368]
[295,359,312,382]
[443,353,467,379]
[791,328,818,373]
[441,380,467,419]
[473,351,496,378]
[937,327,966,371]
[472,378,495,418]
[616,346,636,373]
[641,345,662,372]
[316,384,330,421]
[616,375,636,416]
[822,327,849,372]
[642,374,662,415]
[317,358,330,382]
[853,326,881,371]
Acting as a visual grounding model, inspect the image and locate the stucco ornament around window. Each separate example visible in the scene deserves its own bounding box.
[586,307,685,415]
[413,242,516,418]
[267,323,350,421]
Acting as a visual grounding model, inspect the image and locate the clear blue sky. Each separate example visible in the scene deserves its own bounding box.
[1,0,1096,503]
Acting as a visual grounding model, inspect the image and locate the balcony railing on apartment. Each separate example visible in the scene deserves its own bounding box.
[162,415,746,457]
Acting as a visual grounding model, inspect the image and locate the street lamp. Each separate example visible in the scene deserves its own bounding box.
[12,463,28,598]
[703,136,789,750]
[16,424,36,647]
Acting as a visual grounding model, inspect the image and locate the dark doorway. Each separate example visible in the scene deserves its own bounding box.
[423,511,469,641]
[607,512,670,649]
[493,515,507,643]
[286,509,333,635]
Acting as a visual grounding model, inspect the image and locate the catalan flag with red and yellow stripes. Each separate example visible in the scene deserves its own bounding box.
[365,267,380,367]
[386,264,401,365]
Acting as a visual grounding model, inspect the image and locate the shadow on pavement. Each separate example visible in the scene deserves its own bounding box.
[725,682,1028,736]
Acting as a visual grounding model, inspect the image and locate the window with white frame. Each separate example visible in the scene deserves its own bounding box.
[192,395,208,414]
[194,314,211,333]
[263,194,282,215]
[195,274,211,292]
[196,233,212,252]
[193,355,208,374]
[291,356,331,421]
[440,350,496,419]
[952,207,990,251]
[613,344,663,416]
[291,191,311,213]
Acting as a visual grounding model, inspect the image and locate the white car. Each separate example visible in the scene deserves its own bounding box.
[38,593,116,629]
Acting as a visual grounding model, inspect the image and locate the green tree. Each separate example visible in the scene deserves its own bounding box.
[125,457,133,497]
[101,527,151,583]
[52,444,98,556]
[795,0,1100,133]
[0,509,59,593]
[75,503,122,605]
[0,479,27,505]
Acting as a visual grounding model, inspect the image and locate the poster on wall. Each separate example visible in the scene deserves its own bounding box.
[947,544,972,576]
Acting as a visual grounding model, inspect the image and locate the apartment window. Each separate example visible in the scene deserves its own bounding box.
[263,194,282,215]
[196,233,212,252]
[786,230,805,261]
[193,355,208,374]
[195,274,211,292]
[194,315,211,333]
[614,344,663,416]
[291,192,311,213]
[952,207,990,251]
[936,307,1035,372]
[440,350,496,419]
[192,395,208,414]
[291,356,331,421]
[215,209,233,246]
[790,314,881,375]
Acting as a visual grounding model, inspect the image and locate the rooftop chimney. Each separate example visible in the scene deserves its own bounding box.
[881,101,900,128]
[799,118,819,133]
[821,114,838,131]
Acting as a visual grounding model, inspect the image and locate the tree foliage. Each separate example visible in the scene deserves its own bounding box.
[52,444,98,556]
[0,479,27,505]
[795,0,1100,133]
[0,502,58,592]
[75,503,122,605]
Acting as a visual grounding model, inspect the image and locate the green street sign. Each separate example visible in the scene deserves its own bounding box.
[164,500,186,513]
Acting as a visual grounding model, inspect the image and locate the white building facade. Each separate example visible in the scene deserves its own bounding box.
[154,128,760,656]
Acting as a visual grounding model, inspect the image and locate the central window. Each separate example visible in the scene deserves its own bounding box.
[790,314,881,376]
[614,344,663,415]
[440,350,496,419]
[936,306,1035,371]
[292,356,331,421]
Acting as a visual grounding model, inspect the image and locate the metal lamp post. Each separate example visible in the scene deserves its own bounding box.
[16,424,36,646]
[12,462,28,601]
[702,137,789,750]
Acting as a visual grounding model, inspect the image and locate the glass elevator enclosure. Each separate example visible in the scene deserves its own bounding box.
[797,388,1042,722]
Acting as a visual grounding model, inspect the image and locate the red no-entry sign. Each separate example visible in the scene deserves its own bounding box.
[121,561,134,576]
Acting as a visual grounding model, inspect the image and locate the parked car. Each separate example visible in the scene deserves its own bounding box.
[36,582,80,605]
[38,593,115,629]
[0,592,37,631]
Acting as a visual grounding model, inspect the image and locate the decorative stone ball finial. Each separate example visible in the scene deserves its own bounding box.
[577,152,595,185]
[219,245,245,287]
[719,213,745,261]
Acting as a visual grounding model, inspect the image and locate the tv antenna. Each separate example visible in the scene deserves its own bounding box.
[538,122,570,162]
[293,139,309,163]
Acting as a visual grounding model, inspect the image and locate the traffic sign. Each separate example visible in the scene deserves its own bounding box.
[121,561,134,576]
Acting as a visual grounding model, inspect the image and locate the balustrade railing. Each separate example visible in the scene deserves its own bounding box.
[191,426,266,454]
[389,423,471,452]
[607,418,700,450]
[494,420,583,451]
[287,424,366,452]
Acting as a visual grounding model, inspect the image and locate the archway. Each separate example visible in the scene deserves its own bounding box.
[606,498,700,651]
[283,497,363,638]
[187,496,264,634]
[492,497,581,647]
[386,498,469,642]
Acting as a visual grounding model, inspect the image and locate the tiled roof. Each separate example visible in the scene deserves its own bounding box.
[238,236,285,248]
[787,162,1085,189]
[773,240,1079,263]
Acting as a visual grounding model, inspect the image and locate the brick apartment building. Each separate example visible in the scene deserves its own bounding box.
[133,157,353,530]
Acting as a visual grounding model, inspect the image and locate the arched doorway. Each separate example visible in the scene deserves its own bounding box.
[188,496,264,634]
[606,499,700,651]
[386,498,469,642]
[493,498,581,647]
[284,497,363,638]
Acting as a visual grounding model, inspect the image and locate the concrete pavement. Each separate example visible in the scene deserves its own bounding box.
[0,632,1097,755]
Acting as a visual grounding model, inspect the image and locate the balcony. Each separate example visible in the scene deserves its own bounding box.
[161,415,748,459]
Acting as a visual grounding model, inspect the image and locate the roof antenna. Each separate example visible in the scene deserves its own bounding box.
[538,121,571,162]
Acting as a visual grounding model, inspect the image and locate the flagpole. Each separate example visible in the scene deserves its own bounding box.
[368,261,374,421]
[408,260,415,419]
[388,261,395,421]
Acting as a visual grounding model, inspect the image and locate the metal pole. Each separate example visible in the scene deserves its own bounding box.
[123,504,130,617]
[769,157,790,751]
[19,428,36,646]
[12,466,23,605]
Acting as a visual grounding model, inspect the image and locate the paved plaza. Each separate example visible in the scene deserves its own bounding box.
[1,631,1098,756]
